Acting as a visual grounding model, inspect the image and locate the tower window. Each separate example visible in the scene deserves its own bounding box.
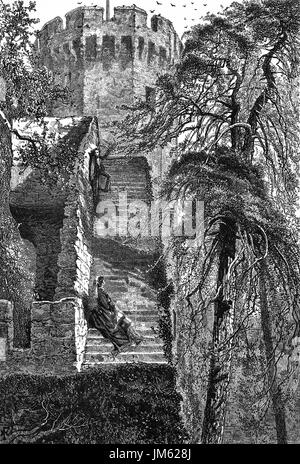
[72,38,82,60]
[174,34,178,56]
[151,16,159,32]
[159,46,167,66]
[102,35,115,70]
[86,35,97,61]
[120,36,133,70]
[148,41,156,65]
[138,37,145,60]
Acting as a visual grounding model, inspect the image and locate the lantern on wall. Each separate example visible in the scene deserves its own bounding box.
[89,147,111,207]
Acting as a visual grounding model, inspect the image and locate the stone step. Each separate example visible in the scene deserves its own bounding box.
[92,310,159,320]
[84,352,166,364]
[82,361,167,368]
[102,168,145,175]
[110,292,157,301]
[94,269,145,281]
[122,310,158,317]
[87,330,159,339]
[124,315,160,323]
[100,191,148,198]
[103,284,129,293]
[109,184,147,189]
[102,275,130,282]
[93,264,152,274]
[107,302,158,313]
[112,292,157,301]
[86,343,164,354]
[87,326,159,335]
[88,326,160,337]
[86,337,161,348]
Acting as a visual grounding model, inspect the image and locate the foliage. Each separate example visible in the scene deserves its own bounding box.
[0,366,188,444]
[148,250,175,364]
[0,0,67,122]
[17,116,93,183]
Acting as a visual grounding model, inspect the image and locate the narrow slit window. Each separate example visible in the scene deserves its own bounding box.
[120,36,133,70]
[148,41,156,65]
[138,37,145,60]
[102,35,115,70]
[159,46,167,66]
[86,35,97,61]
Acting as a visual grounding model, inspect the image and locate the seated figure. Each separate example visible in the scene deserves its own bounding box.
[88,276,143,355]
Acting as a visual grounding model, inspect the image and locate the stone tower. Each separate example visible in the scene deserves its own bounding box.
[37,5,181,120]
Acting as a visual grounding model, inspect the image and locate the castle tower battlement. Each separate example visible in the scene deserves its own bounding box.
[36,5,181,119]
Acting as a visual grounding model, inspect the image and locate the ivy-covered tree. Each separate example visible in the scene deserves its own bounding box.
[121,0,300,443]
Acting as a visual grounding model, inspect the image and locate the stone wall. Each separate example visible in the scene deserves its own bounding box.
[0,298,87,375]
[55,118,98,300]
[31,298,87,373]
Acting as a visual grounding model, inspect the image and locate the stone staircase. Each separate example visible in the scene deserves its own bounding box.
[82,246,167,367]
[82,157,166,367]
[100,157,151,204]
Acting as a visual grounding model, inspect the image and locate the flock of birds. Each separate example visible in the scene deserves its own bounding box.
[74,1,226,32]
[151,1,225,29]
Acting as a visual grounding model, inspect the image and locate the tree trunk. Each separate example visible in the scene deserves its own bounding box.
[0,113,14,228]
[259,263,288,444]
[201,219,237,444]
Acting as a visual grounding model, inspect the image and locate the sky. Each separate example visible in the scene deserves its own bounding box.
[22,0,235,37]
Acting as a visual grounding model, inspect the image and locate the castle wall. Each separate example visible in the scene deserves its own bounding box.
[55,118,98,301]
[31,298,87,373]
[0,298,87,375]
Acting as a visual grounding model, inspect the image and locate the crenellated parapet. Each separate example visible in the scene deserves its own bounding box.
[39,6,105,41]
[65,6,105,30]
[114,5,147,28]
[36,5,181,118]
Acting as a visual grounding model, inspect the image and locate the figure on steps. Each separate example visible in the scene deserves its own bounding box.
[88,276,143,356]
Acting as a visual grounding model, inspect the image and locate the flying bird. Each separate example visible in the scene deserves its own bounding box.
[171,3,176,6]
[156,1,162,4]
[150,9,155,13]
